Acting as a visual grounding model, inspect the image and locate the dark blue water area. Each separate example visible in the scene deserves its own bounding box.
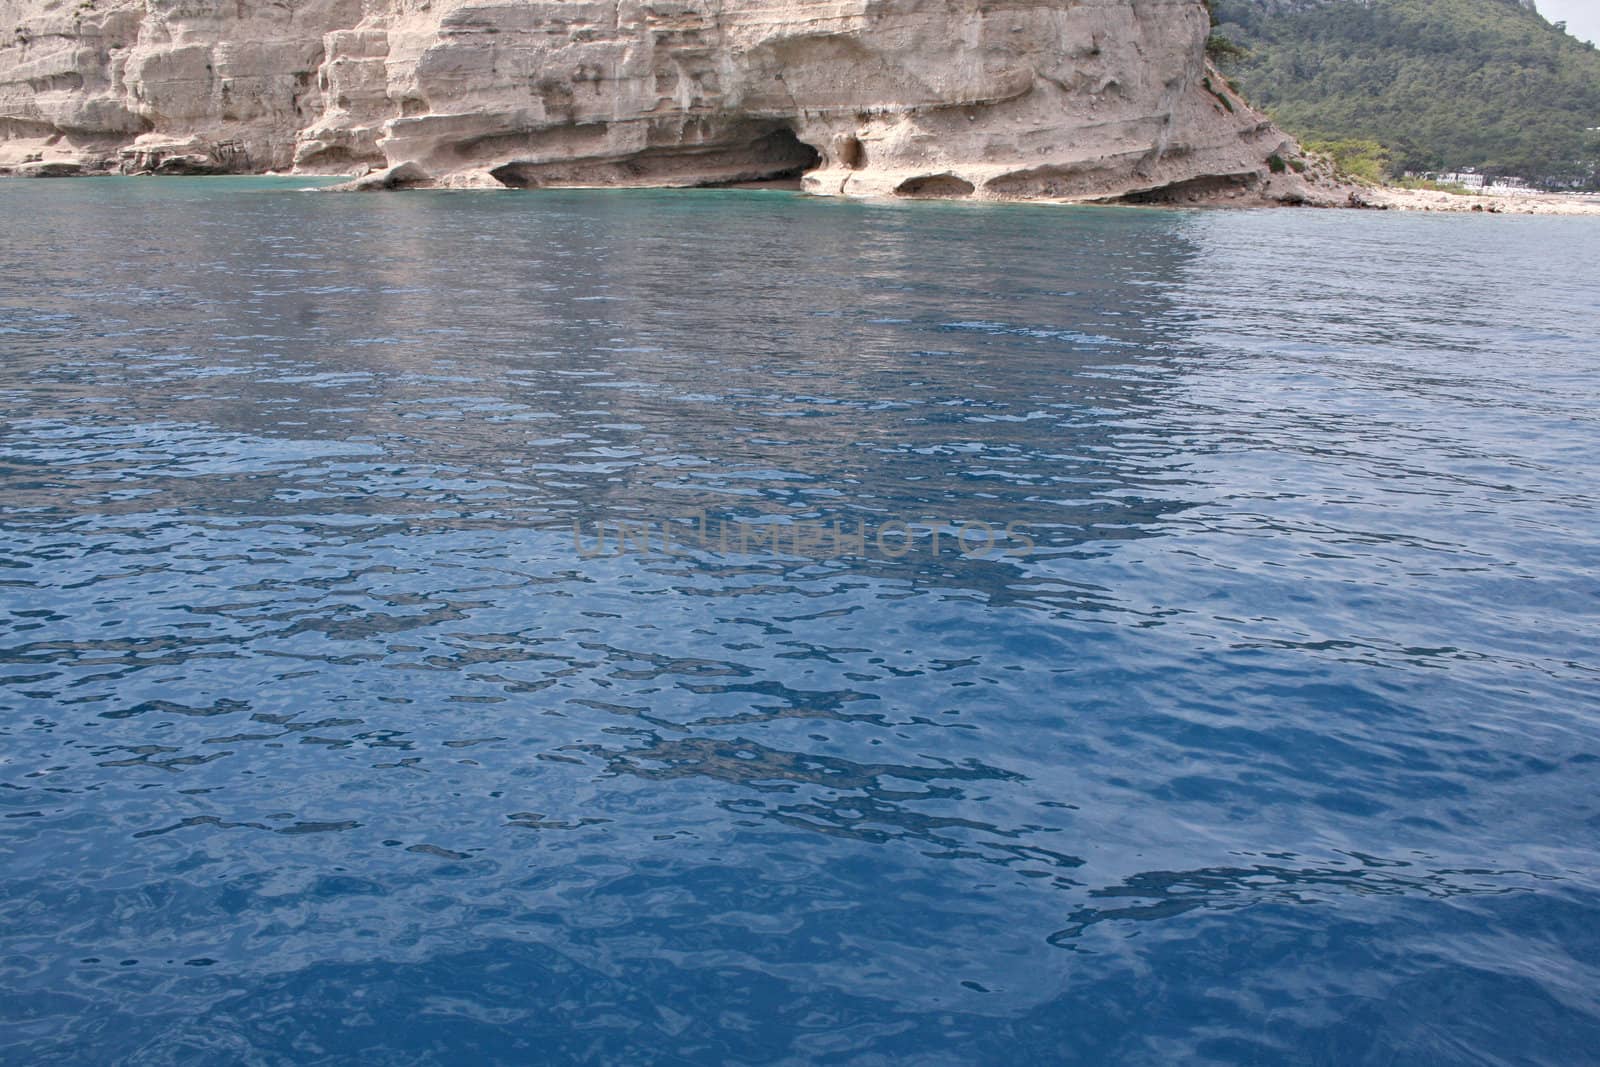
[1,177,1598,1065]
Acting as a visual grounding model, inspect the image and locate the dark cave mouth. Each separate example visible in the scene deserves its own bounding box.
[698,126,821,188]
[489,124,822,191]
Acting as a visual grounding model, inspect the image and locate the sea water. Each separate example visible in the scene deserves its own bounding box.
[2,178,1598,1064]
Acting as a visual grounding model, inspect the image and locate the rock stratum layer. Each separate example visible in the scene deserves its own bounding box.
[0,0,1324,202]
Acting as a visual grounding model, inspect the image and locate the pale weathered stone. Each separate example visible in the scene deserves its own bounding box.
[0,0,1324,203]
[323,158,427,191]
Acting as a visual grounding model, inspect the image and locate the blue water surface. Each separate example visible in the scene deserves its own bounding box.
[1,178,1598,1065]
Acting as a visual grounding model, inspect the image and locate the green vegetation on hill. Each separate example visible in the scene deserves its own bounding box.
[1211,0,1600,187]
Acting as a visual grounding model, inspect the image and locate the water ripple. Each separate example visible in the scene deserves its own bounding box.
[1,181,1597,1064]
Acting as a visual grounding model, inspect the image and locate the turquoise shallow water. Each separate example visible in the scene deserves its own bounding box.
[2,178,1598,1065]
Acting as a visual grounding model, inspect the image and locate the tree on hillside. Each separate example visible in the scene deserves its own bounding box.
[1212,0,1600,187]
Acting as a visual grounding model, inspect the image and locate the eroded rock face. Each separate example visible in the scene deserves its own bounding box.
[0,0,1315,202]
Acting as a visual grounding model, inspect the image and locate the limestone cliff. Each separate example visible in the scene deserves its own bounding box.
[0,0,1325,203]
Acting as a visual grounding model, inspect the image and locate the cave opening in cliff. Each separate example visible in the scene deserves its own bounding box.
[487,124,820,191]
[697,126,821,189]
[1116,173,1258,205]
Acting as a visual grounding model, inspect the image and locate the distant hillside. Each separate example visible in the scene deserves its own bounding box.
[1211,0,1600,186]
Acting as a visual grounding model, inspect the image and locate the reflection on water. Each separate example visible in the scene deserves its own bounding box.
[2,180,1598,1064]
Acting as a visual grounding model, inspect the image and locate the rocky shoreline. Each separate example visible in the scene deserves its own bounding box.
[8,152,1600,215]
[1369,187,1600,216]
